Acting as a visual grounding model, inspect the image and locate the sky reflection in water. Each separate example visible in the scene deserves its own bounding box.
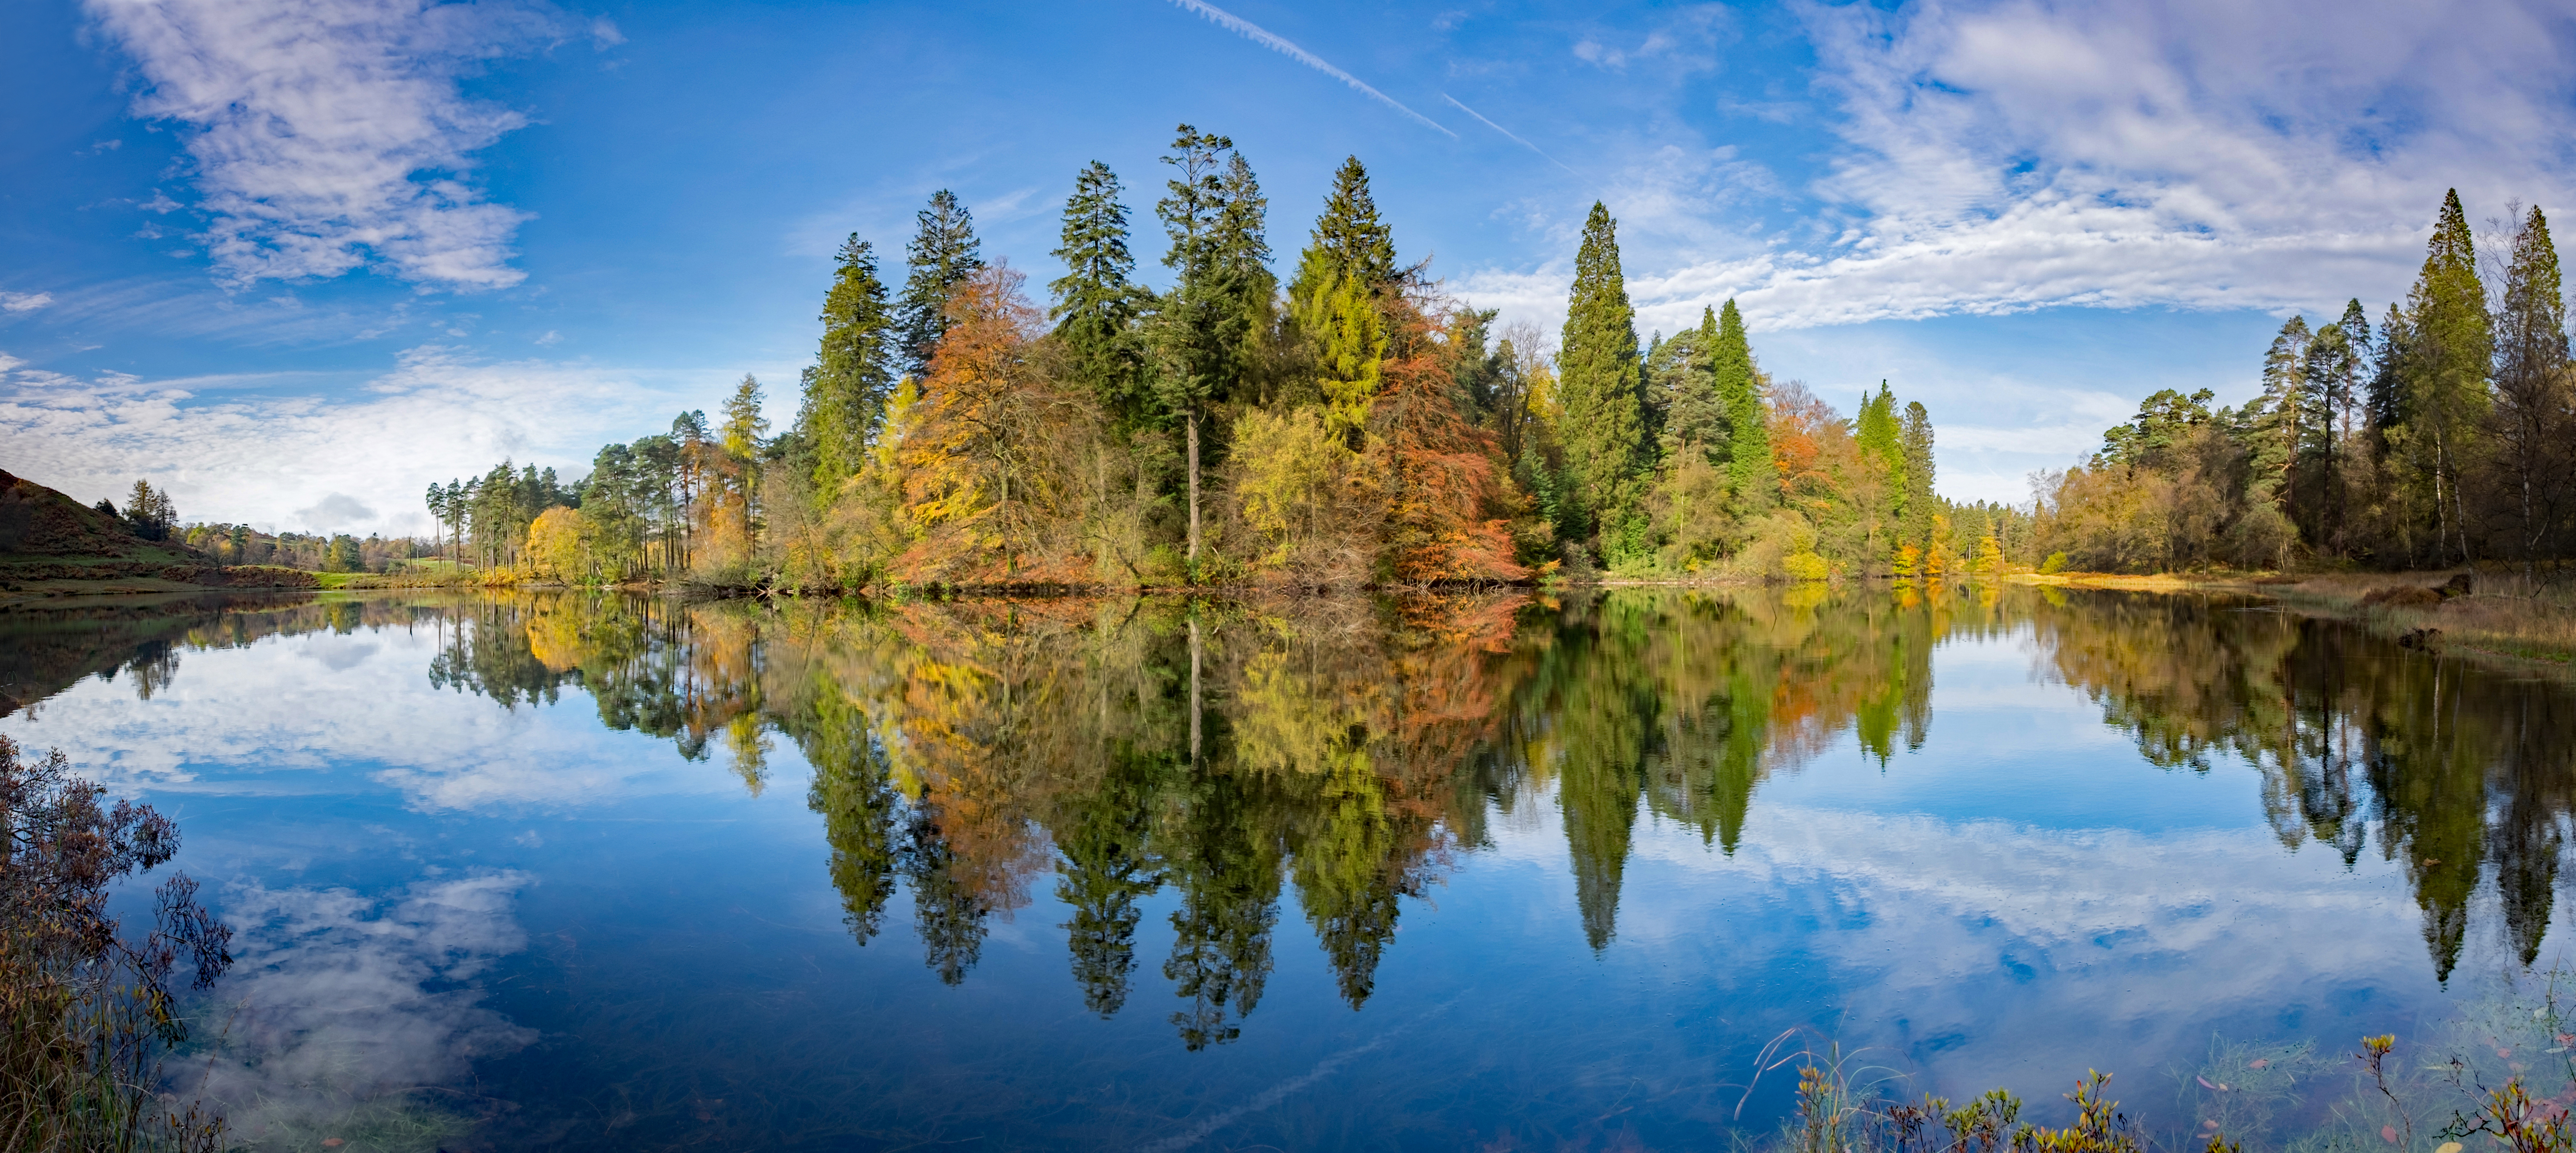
[1,587,2568,1151]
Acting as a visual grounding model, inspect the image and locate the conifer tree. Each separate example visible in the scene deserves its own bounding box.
[1049,162,1148,426]
[723,374,770,460]
[1899,401,1936,556]
[1855,382,1904,555]
[2254,315,2311,522]
[1290,156,1395,440]
[1710,299,1772,508]
[1152,126,1269,570]
[897,190,985,378]
[1556,202,1645,552]
[2490,204,2571,579]
[2368,301,2409,440]
[800,235,896,486]
[2401,188,2493,562]
[1287,156,1397,307]
[1659,306,1726,461]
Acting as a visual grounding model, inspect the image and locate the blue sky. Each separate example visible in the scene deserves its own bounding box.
[5,0,2573,535]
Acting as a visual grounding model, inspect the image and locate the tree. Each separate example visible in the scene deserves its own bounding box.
[801,236,897,487]
[1049,162,1149,427]
[897,190,985,379]
[1660,306,1725,462]
[2402,189,2493,564]
[2487,204,2573,581]
[2251,315,2311,533]
[122,480,176,542]
[1710,299,1772,509]
[1151,125,1269,572]
[1557,202,1645,555]
[1899,401,1936,558]
[1289,156,1397,443]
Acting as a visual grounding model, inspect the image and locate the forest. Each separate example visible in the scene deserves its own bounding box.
[424,127,2012,591]
[383,156,2550,587]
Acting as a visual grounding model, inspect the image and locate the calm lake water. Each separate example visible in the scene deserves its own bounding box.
[5,586,2574,1151]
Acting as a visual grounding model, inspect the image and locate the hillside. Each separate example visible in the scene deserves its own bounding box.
[0,469,317,601]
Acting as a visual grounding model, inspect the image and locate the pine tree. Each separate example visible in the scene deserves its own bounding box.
[2254,315,2311,524]
[1556,201,1645,552]
[1290,156,1396,440]
[1710,299,1772,509]
[801,235,896,486]
[2402,188,2493,563]
[1659,306,1726,461]
[1152,126,1267,571]
[897,190,985,378]
[2367,301,2408,440]
[2490,204,2572,580]
[1287,156,1396,303]
[1899,401,1935,556]
[1049,161,1148,426]
[1855,382,1904,558]
[723,374,769,460]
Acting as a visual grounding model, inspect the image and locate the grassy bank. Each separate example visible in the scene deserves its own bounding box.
[2011,566,2576,670]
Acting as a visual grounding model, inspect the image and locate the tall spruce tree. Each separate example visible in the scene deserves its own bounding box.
[2368,301,2409,440]
[1290,156,1394,440]
[2402,188,2493,563]
[800,235,896,486]
[1855,382,1904,555]
[1556,201,1645,552]
[2490,204,2571,579]
[897,190,985,379]
[1152,126,1269,570]
[2254,315,2311,523]
[1710,299,1772,508]
[1050,161,1149,426]
[1899,401,1935,558]
[1659,306,1725,462]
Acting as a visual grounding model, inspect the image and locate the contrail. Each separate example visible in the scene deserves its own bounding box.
[1442,93,1577,174]
[1164,0,1456,138]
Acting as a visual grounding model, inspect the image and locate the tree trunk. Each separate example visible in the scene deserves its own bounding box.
[1188,615,1202,769]
[1186,407,1202,574]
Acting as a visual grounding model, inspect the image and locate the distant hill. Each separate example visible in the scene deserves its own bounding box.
[0,469,315,600]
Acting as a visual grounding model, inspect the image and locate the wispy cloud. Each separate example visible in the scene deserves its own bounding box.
[85,0,565,290]
[1441,94,1574,174]
[1164,0,1455,138]
[1,292,53,313]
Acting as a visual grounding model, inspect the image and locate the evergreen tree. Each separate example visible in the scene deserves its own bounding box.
[2367,301,2409,440]
[1855,382,1905,556]
[1899,402,1936,556]
[1659,306,1725,462]
[2401,188,2493,563]
[1290,156,1397,440]
[801,235,896,486]
[1152,125,1267,570]
[2490,204,2572,579]
[1287,156,1397,305]
[722,374,770,460]
[1710,299,1772,508]
[1556,202,1645,553]
[1049,162,1148,426]
[897,190,985,378]
[2253,315,2311,522]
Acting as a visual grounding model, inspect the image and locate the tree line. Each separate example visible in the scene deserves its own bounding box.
[495,127,1975,589]
[2035,191,2574,577]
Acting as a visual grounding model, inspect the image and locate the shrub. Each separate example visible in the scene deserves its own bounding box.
[2,735,235,1150]
[2041,551,2069,575]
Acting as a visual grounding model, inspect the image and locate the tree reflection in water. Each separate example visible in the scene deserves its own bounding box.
[14,584,2576,1044]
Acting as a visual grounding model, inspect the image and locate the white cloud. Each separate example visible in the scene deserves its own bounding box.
[588,14,624,47]
[1470,0,2576,333]
[0,345,723,533]
[86,0,564,290]
[1,291,54,313]
[192,871,539,1142]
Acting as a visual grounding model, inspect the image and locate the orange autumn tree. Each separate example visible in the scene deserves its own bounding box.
[894,264,1104,584]
[1362,294,1531,584]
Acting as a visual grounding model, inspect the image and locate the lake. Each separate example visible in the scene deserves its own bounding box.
[4,586,2572,1151]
